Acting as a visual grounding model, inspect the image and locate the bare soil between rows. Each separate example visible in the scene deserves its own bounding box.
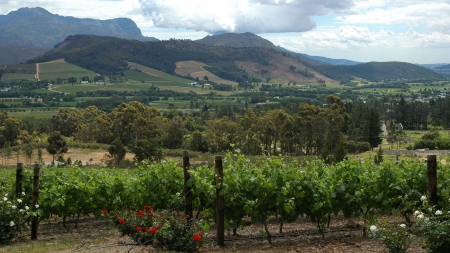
[1,214,426,253]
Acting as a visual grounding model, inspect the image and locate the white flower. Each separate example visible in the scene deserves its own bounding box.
[2,197,7,201]
[25,206,29,210]
[35,204,39,209]
[17,199,22,203]
[399,224,406,228]
[414,210,421,216]
[7,201,11,204]
[435,210,443,215]
[4,193,8,197]
[9,221,14,227]
[421,195,427,201]
[19,209,24,212]
[417,214,424,219]
[370,225,377,232]
[22,192,25,196]
[11,205,17,209]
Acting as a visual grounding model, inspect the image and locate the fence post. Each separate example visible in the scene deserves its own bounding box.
[31,163,41,240]
[15,163,23,198]
[183,150,193,221]
[215,155,224,247]
[427,155,438,207]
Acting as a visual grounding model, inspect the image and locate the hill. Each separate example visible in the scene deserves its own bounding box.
[315,61,443,82]
[0,44,47,66]
[28,34,330,85]
[304,55,361,65]
[0,7,157,50]
[434,64,450,76]
[196,32,277,49]
[435,64,450,69]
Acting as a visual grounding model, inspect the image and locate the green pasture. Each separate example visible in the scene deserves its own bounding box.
[1,73,35,82]
[128,62,192,86]
[38,62,97,81]
[75,97,110,101]
[4,63,36,74]
[52,84,103,93]
[123,70,166,82]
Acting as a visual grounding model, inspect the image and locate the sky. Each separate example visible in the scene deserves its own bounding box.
[1,0,450,64]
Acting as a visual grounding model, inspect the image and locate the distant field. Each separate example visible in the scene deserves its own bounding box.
[4,63,36,74]
[1,73,35,82]
[52,84,104,93]
[175,61,238,86]
[38,61,97,81]
[123,70,166,82]
[128,62,192,86]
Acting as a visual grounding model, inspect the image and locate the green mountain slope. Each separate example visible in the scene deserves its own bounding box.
[315,61,443,82]
[28,34,329,84]
[27,34,444,84]
[196,32,277,49]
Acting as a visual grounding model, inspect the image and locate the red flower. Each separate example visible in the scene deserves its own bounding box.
[145,228,149,233]
[137,210,144,215]
[157,225,161,229]
[150,227,157,233]
[145,205,152,211]
[193,234,201,242]
[137,226,142,232]
[149,212,154,217]
[119,219,125,224]
[102,209,107,214]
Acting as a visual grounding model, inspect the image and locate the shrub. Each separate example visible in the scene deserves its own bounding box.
[414,197,450,253]
[369,222,413,253]
[105,206,204,252]
[0,192,37,244]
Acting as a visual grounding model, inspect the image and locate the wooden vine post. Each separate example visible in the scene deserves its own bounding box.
[31,163,41,240]
[215,155,224,247]
[427,155,438,207]
[15,163,23,198]
[183,150,193,222]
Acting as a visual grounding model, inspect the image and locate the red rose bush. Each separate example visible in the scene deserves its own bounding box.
[103,206,203,252]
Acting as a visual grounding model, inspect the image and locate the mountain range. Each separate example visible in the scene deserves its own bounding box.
[24,34,442,83]
[0,7,157,65]
[0,7,447,81]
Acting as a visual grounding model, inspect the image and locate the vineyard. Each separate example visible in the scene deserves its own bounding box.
[1,154,450,251]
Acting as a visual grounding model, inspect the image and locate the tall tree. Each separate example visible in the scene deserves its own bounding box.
[46,131,68,163]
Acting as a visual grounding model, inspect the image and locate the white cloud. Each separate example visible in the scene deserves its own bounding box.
[139,0,355,33]
[343,1,450,34]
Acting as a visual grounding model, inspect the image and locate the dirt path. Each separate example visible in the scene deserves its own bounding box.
[0,214,426,253]
[36,63,40,81]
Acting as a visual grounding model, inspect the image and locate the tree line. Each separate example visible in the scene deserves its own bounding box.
[4,95,385,165]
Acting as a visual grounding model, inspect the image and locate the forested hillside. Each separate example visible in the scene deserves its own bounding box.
[28,35,327,84]
[316,62,442,82]
[196,32,277,49]
[27,34,443,84]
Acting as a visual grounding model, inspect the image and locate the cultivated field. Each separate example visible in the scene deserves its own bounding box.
[38,60,97,81]
[175,60,238,85]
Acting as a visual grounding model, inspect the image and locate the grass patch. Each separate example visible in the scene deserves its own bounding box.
[38,61,97,81]
[52,84,103,93]
[1,73,35,81]
[128,62,192,86]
